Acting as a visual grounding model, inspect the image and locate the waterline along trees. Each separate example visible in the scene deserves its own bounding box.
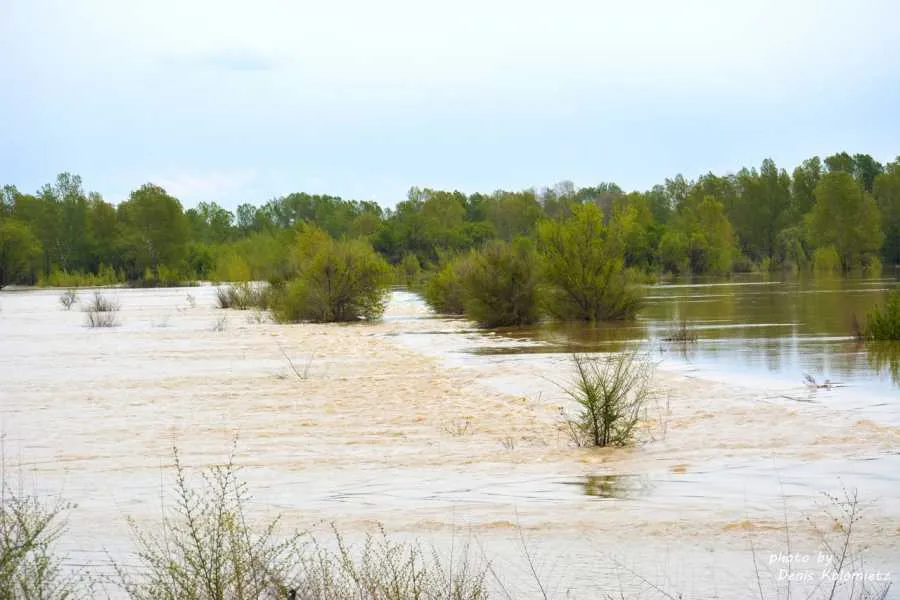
[272,226,392,323]
[2,152,900,290]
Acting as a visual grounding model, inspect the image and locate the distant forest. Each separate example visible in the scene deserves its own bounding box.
[1,151,899,289]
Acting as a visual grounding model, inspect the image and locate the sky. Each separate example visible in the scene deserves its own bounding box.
[2,0,900,210]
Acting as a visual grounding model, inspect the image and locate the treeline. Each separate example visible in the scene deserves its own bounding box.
[1,152,899,290]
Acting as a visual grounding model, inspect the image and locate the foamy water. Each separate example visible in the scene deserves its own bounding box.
[1,286,897,598]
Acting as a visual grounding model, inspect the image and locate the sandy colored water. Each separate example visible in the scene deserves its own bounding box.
[1,286,898,598]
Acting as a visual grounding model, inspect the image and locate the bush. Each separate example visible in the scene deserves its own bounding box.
[395,253,423,288]
[863,287,900,341]
[538,204,642,321]
[813,245,841,274]
[83,292,120,327]
[459,240,541,328]
[562,352,652,447]
[39,265,124,288]
[112,448,300,600]
[112,446,489,600]
[59,289,78,310]
[423,254,473,315]
[216,283,269,310]
[1,464,77,598]
[272,228,391,323]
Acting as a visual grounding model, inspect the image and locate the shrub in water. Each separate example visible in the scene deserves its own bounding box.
[423,254,473,316]
[272,228,391,323]
[537,203,641,321]
[813,245,841,274]
[83,291,120,327]
[562,352,652,447]
[59,289,78,310]
[459,239,541,328]
[864,287,900,341]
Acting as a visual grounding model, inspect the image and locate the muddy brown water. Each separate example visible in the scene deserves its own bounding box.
[1,278,898,598]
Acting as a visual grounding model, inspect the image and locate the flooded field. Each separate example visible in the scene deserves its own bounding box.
[1,279,899,598]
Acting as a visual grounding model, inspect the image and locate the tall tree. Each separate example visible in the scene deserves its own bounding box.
[117,184,189,278]
[0,220,42,288]
[808,172,883,270]
[874,158,900,266]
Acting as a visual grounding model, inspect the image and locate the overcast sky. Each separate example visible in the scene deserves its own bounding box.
[2,0,899,209]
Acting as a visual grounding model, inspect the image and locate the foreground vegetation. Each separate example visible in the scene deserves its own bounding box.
[1,446,891,600]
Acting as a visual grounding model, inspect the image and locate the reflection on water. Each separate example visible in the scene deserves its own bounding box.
[563,474,651,499]
[479,274,900,395]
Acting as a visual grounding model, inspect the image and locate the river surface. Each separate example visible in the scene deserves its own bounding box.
[1,278,898,599]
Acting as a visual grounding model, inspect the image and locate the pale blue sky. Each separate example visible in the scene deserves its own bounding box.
[2,0,899,209]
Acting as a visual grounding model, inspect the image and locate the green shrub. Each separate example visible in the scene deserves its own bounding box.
[272,228,391,323]
[561,352,652,447]
[216,282,269,310]
[422,254,473,315]
[1,463,77,598]
[863,288,900,341]
[863,255,883,277]
[396,253,423,288]
[538,204,642,321]
[813,245,841,274]
[460,239,541,328]
[39,265,124,288]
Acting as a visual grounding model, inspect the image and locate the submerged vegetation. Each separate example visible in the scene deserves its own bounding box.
[561,352,653,448]
[863,287,900,340]
[83,291,120,328]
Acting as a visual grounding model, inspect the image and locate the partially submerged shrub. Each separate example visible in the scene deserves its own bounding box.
[813,245,841,275]
[216,282,269,310]
[562,352,653,447]
[423,254,473,315]
[272,228,391,323]
[59,289,79,310]
[538,204,642,321]
[863,287,900,341]
[83,292,120,328]
[662,318,698,342]
[396,253,423,288]
[460,239,541,328]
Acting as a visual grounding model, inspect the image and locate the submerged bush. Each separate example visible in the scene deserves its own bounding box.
[562,352,652,447]
[216,282,269,310]
[272,227,391,323]
[459,239,541,328]
[813,245,841,274]
[538,204,641,321]
[423,254,473,315]
[83,291,120,328]
[863,287,900,341]
[59,289,78,310]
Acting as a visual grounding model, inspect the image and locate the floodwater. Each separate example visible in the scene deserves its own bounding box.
[1,278,898,598]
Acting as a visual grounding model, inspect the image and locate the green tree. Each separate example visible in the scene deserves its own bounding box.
[117,184,189,279]
[808,172,883,271]
[461,239,541,327]
[274,226,392,322]
[537,203,641,321]
[660,195,735,275]
[874,159,900,266]
[790,156,822,220]
[0,220,42,288]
